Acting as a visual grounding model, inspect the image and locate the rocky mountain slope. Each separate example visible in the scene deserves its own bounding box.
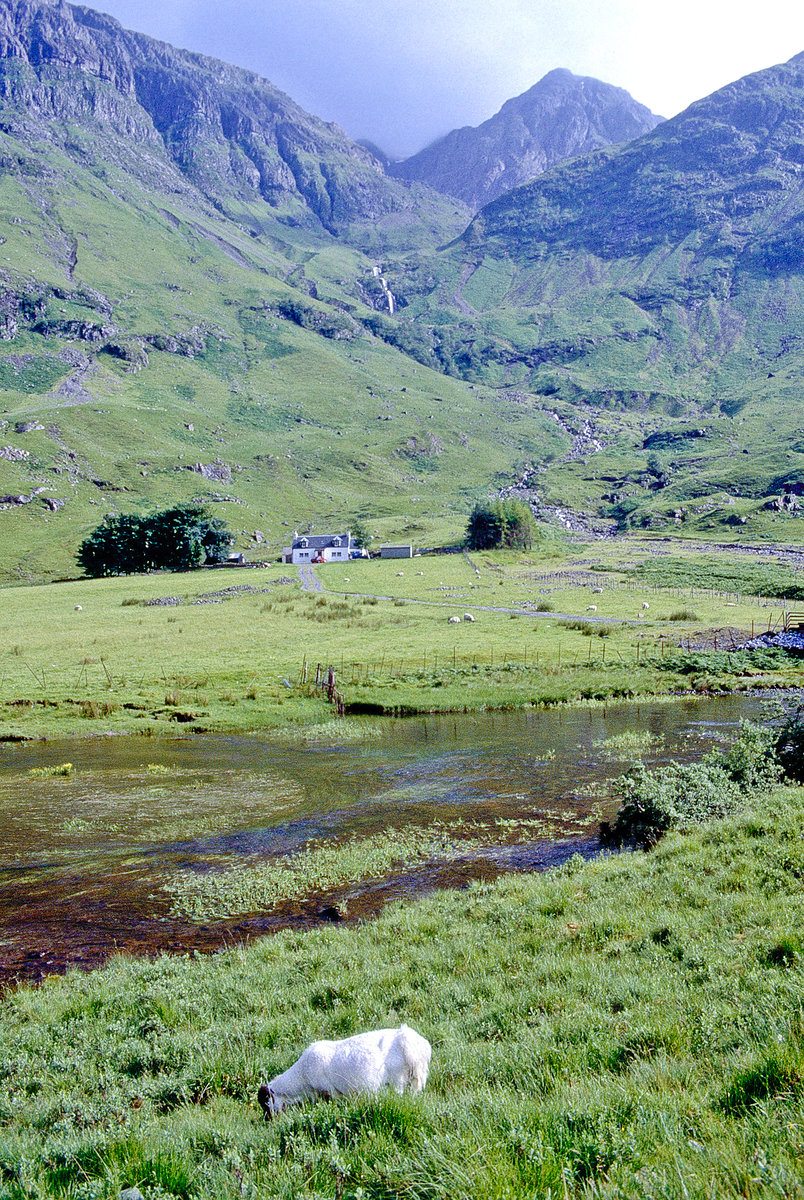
[0,0,466,246]
[1,0,803,578]
[388,69,662,210]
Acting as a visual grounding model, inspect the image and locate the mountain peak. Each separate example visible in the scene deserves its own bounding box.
[388,69,662,210]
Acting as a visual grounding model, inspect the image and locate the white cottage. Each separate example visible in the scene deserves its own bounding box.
[282,532,353,565]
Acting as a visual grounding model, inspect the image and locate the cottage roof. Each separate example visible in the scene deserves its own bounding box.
[291,532,351,550]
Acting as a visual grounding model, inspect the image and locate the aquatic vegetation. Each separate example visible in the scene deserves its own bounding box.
[167,824,488,919]
[27,761,73,777]
[593,729,664,760]
[269,718,383,745]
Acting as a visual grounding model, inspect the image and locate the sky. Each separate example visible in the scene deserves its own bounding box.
[93,0,804,159]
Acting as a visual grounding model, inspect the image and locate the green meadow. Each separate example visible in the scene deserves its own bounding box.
[1,541,802,740]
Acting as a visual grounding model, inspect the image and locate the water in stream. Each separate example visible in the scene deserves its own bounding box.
[0,693,769,985]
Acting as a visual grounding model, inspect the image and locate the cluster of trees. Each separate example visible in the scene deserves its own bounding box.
[465,499,536,550]
[78,505,234,577]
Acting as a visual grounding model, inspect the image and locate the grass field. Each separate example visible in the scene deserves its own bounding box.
[1,541,802,740]
[1,777,803,1197]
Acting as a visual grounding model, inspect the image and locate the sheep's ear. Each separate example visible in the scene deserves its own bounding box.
[257,1084,274,1118]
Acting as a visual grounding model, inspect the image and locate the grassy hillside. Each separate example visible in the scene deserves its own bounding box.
[0,122,562,583]
[0,1,498,583]
[1,778,803,1197]
[3,11,804,575]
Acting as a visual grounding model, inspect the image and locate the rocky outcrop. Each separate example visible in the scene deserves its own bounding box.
[389,69,662,210]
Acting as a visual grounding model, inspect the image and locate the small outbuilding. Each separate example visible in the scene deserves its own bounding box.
[380,543,413,559]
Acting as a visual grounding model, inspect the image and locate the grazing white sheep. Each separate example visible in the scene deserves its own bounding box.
[448,615,461,623]
[592,587,603,594]
[641,601,650,610]
[74,604,82,611]
[258,1025,431,1116]
[586,605,597,612]
[396,571,404,576]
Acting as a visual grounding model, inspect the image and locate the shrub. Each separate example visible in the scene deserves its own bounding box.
[772,699,804,783]
[602,721,780,847]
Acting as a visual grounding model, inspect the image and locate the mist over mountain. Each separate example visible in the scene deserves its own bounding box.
[388,69,663,210]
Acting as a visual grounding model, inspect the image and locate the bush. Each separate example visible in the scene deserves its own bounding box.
[772,699,804,783]
[602,721,780,847]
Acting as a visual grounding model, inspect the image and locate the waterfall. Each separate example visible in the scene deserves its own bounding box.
[372,264,396,315]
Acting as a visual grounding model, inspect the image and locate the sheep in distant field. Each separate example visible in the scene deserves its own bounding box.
[592,587,603,594]
[642,601,650,610]
[258,1025,431,1116]
[463,613,475,622]
[586,605,597,612]
[448,615,461,623]
[74,605,82,611]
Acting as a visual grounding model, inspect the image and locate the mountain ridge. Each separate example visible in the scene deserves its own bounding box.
[0,0,804,578]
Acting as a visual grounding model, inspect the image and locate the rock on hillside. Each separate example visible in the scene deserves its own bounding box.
[388,69,662,210]
[0,0,459,236]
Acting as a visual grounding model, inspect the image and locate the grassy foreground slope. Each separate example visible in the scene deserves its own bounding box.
[1,783,804,1197]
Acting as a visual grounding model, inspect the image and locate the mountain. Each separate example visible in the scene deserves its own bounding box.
[0,0,467,246]
[1,0,804,580]
[0,0,563,584]
[388,69,663,210]
[384,52,804,534]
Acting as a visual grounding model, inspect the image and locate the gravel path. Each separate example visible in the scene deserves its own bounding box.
[298,565,323,593]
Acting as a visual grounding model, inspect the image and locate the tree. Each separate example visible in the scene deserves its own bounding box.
[350,519,372,551]
[465,499,535,550]
[145,505,206,572]
[466,502,504,550]
[78,505,234,576]
[77,513,151,576]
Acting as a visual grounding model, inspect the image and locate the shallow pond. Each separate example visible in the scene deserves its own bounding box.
[0,692,771,985]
